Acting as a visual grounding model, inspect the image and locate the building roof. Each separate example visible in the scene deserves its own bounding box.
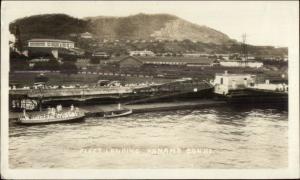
[27,46,73,54]
[136,56,214,64]
[219,60,263,63]
[119,56,143,64]
[81,32,92,35]
[29,58,50,62]
[215,73,254,77]
[28,39,74,43]
[130,50,154,52]
[103,56,215,65]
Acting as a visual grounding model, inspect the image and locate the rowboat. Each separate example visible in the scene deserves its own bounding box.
[103,109,133,118]
[103,103,132,118]
[18,105,85,125]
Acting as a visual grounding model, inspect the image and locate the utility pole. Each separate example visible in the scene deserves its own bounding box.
[241,33,247,61]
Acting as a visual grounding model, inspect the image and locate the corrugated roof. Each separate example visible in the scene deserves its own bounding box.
[28,39,74,43]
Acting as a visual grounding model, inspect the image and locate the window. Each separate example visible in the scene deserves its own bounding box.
[220,78,223,84]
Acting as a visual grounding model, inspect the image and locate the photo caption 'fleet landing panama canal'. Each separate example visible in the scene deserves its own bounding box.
[3,1,296,176]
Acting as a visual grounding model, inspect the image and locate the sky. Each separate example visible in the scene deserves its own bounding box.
[2,1,299,47]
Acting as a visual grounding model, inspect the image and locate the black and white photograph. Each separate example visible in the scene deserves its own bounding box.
[1,1,299,179]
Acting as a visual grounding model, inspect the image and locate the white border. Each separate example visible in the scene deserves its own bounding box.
[1,1,299,179]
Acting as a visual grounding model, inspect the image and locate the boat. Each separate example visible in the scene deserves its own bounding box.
[103,103,133,118]
[18,105,85,125]
[212,71,288,106]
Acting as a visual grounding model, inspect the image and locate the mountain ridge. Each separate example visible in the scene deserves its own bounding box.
[9,13,233,44]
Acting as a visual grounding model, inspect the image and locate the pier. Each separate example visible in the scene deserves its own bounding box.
[9,78,213,110]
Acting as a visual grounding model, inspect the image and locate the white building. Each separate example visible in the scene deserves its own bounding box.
[92,52,109,58]
[219,60,263,68]
[80,32,93,39]
[129,50,155,57]
[28,39,75,49]
[183,53,205,57]
[212,71,256,95]
[249,80,288,92]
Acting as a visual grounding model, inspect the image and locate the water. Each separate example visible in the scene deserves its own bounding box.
[9,106,288,169]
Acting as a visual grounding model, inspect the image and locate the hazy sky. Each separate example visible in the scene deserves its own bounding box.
[2,1,299,47]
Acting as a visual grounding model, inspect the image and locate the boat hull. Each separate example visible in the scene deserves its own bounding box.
[214,88,288,108]
[103,110,132,118]
[18,115,85,125]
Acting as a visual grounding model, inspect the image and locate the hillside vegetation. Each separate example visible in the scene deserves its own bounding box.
[10,13,232,44]
[9,13,287,56]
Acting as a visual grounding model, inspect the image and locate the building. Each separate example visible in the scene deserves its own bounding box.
[92,52,110,59]
[129,50,155,57]
[75,58,89,70]
[116,56,214,68]
[183,53,210,58]
[219,60,263,68]
[215,54,231,60]
[80,32,93,39]
[213,71,256,95]
[119,56,144,68]
[186,63,212,67]
[252,80,288,92]
[142,57,213,66]
[28,39,75,49]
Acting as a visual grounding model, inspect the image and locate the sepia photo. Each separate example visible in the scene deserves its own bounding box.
[1,1,299,179]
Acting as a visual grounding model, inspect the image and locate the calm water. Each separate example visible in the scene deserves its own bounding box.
[9,105,288,169]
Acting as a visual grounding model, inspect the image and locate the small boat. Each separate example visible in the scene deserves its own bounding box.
[18,105,85,125]
[103,103,132,118]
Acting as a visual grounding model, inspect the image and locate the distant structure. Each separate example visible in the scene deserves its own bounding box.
[92,51,110,59]
[116,56,214,68]
[182,53,210,58]
[213,71,255,95]
[119,56,144,68]
[27,39,75,49]
[219,60,263,68]
[80,32,93,39]
[129,50,155,57]
[241,33,248,61]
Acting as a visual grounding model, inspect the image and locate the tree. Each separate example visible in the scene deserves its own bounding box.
[90,57,100,64]
[60,53,78,62]
[10,49,29,71]
[14,25,23,51]
[60,61,78,75]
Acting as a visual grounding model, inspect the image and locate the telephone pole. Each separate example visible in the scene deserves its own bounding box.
[241,33,247,61]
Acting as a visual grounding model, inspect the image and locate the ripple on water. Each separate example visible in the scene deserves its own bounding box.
[9,106,288,168]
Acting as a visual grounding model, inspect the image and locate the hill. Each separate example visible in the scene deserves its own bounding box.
[85,13,233,44]
[10,13,233,44]
[9,14,88,41]
[9,13,287,56]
